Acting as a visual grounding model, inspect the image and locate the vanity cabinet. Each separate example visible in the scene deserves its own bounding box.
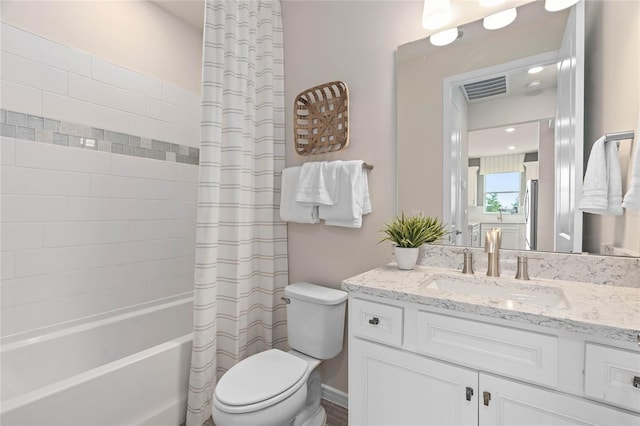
[348,295,640,426]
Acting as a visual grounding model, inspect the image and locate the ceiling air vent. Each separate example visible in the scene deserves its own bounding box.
[463,76,507,101]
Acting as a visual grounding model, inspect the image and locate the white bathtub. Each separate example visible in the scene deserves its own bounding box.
[0,295,194,426]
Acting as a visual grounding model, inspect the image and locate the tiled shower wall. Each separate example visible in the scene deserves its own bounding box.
[0,23,201,337]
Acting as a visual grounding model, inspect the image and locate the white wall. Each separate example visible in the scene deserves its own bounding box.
[0,6,202,337]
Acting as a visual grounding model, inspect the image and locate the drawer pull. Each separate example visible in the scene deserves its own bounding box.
[465,387,474,401]
[483,391,491,406]
[368,317,380,325]
[633,376,640,389]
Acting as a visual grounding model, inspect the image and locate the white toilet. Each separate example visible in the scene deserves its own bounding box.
[211,282,348,426]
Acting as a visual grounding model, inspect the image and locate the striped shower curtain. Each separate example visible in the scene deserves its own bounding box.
[186,1,288,424]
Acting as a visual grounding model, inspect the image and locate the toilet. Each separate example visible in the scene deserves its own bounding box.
[212,282,348,426]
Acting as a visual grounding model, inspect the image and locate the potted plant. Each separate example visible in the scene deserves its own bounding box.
[379,213,448,270]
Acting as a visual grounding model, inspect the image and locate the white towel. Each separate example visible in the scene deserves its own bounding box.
[578,136,623,215]
[622,113,640,211]
[279,167,319,223]
[295,161,341,206]
[319,160,372,228]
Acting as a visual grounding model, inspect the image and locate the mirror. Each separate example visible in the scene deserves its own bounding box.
[397,0,640,257]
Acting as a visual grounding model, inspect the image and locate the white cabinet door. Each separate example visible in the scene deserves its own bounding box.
[479,373,640,426]
[350,338,478,426]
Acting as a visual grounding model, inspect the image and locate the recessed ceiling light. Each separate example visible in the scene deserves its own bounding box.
[527,81,542,89]
[505,127,516,133]
[528,66,544,74]
[507,145,516,150]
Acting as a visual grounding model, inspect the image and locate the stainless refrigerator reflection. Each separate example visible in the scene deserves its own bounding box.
[525,179,539,251]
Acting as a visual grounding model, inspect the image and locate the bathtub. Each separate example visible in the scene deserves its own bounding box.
[0,294,194,426]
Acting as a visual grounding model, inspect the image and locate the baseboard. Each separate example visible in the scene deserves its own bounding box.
[321,384,348,408]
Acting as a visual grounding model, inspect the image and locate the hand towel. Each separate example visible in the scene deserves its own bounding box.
[320,160,372,228]
[295,161,341,206]
[279,167,319,223]
[578,136,623,215]
[622,113,640,211]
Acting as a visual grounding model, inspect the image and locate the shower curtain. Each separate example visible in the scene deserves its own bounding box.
[186,1,288,424]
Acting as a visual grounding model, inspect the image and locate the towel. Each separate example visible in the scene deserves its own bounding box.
[279,167,319,223]
[578,136,623,215]
[319,160,372,228]
[622,113,640,211]
[295,161,341,206]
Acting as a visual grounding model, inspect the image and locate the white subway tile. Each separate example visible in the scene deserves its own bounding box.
[68,75,146,115]
[145,97,194,129]
[1,136,16,165]
[0,23,91,76]
[161,180,198,201]
[91,57,162,99]
[2,166,91,196]
[161,256,194,278]
[1,282,149,336]
[15,139,111,174]
[0,80,43,115]
[1,51,67,95]
[176,237,196,258]
[110,239,176,265]
[175,162,199,183]
[42,92,130,134]
[68,198,147,221]
[1,251,16,279]
[162,82,200,109]
[128,113,186,146]
[1,269,93,309]
[1,223,43,250]
[1,195,68,222]
[44,221,130,247]
[91,174,162,199]
[130,219,192,241]
[145,200,197,220]
[148,275,194,300]
[110,153,176,180]
[15,243,112,277]
[92,260,163,291]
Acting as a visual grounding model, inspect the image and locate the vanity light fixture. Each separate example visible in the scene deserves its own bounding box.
[528,66,544,74]
[483,8,517,30]
[430,28,460,46]
[422,0,452,30]
[479,0,506,7]
[544,0,579,12]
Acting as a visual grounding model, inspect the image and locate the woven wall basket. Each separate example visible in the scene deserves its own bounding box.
[294,81,349,156]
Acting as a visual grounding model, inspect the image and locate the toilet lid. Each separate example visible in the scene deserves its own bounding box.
[215,349,308,407]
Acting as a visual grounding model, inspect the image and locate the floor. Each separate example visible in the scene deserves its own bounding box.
[202,398,348,426]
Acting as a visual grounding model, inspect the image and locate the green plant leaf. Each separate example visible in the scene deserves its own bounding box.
[379,212,449,248]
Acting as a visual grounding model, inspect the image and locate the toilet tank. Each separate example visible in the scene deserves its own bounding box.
[284,282,348,359]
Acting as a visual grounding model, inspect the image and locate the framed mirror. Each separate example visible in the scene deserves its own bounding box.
[397,0,639,257]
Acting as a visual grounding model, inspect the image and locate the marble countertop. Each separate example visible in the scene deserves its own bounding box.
[342,264,640,343]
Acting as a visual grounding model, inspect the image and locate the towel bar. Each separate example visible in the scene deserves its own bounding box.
[604,131,635,147]
[363,162,374,170]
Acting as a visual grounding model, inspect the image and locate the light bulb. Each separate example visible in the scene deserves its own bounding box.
[545,0,579,12]
[430,28,459,46]
[483,8,517,30]
[422,0,452,30]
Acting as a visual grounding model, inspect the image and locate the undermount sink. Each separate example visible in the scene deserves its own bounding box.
[424,275,569,309]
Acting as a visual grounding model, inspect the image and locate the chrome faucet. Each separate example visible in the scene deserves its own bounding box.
[454,249,474,274]
[485,228,501,277]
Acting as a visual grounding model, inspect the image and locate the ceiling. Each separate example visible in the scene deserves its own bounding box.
[468,121,542,158]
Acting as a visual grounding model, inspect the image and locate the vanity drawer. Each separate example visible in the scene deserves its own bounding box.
[350,298,403,347]
[585,343,640,412]
[416,311,559,387]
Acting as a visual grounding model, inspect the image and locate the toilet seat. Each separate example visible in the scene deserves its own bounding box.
[214,349,309,414]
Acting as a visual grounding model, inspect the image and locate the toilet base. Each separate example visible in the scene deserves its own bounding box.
[295,405,326,426]
[292,367,324,426]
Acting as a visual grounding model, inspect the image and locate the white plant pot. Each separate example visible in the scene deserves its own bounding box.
[395,246,419,270]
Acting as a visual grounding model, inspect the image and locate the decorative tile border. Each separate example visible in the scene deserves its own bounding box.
[0,109,200,165]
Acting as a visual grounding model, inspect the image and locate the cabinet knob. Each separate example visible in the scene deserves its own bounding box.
[483,391,491,406]
[465,387,474,401]
[368,317,380,325]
